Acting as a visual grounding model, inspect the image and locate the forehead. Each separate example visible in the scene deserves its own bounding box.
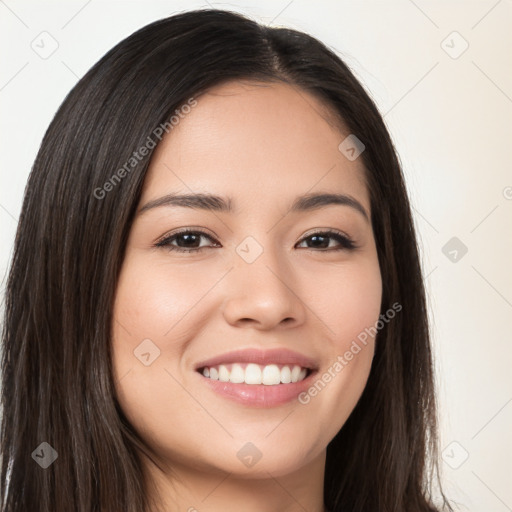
[141,80,370,214]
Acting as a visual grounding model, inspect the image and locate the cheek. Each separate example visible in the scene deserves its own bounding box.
[302,254,383,349]
[110,256,191,413]
[113,259,198,336]
[294,256,382,440]
[110,256,208,453]
[111,255,215,368]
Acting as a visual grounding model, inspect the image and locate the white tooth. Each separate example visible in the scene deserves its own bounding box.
[280,365,292,384]
[229,363,245,383]
[244,363,262,384]
[291,365,301,383]
[218,364,230,382]
[262,364,281,385]
[204,363,306,384]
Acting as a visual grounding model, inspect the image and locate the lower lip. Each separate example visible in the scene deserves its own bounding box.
[197,371,317,408]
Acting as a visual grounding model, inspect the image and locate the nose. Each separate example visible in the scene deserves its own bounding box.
[221,247,307,330]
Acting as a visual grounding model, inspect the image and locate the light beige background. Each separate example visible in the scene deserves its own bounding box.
[1,1,511,510]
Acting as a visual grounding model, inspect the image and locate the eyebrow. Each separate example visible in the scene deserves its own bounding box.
[138,192,369,222]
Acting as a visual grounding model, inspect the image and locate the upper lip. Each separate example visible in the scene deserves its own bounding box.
[194,348,319,371]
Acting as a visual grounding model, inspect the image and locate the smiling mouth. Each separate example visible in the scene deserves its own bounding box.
[197,362,313,385]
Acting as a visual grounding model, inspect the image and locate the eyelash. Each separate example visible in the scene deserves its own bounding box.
[154,228,357,253]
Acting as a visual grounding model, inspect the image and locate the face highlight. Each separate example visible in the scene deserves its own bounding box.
[112,80,382,486]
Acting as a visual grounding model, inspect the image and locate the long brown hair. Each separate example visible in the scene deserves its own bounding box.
[1,9,452,512]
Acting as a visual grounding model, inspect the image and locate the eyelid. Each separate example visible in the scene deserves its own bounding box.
[301,227,351,241]
[154,226,218,247]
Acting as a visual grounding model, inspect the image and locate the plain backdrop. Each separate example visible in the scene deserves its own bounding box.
[1,1,511,510]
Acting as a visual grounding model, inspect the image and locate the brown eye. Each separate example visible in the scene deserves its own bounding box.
[155,230,219,253]
[296,231,356,251]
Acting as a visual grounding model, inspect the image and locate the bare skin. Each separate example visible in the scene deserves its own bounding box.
[112,80,382,512]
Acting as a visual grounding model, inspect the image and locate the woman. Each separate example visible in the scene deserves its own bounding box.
[0,9,453,512]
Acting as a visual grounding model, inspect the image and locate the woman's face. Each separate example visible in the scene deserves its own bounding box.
[112,80,382,478]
